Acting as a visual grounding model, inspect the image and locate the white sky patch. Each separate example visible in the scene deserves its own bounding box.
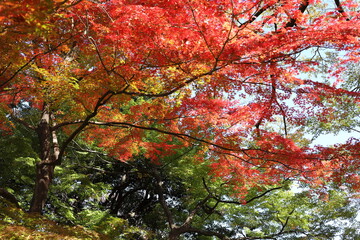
[311,131,360,146]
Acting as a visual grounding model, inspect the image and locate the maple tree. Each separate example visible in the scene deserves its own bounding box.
[1,0,360,229]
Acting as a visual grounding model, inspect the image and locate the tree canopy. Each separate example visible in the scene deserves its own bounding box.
[0,0,360,239]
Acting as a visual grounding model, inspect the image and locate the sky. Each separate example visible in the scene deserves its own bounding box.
[312,131,360,146]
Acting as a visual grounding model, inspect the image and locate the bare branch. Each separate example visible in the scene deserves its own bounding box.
[245,186,283,204]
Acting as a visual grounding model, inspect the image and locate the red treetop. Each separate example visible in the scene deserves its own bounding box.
[1,0,360,196]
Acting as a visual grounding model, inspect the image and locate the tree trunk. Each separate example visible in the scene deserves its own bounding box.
[169,231,180,240]
[0,188,20,208]
[29,162,55,213]
[29,107,56,213]
[169,227,185,240]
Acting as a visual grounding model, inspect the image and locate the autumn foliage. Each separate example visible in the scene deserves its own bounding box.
[0,0,360,214]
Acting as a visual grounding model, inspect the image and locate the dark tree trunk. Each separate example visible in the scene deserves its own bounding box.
[29,107,56,213]
[29,162,55,213]
[0,188,20,208]
[169,229,181,240]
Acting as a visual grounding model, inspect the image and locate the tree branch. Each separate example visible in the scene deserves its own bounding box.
[334,0,350,20]
[245,186,283,204]
[121,66,221,98]
[42,90,115,166]
[9,110,36,130]
[183,194,212,227]
[0,37,73,89]
[278,208,295,234]
[285,0,309,28]
[234,1,278,27]
[203,177,282,206]
[54,119,318,173]
[51,113,60,162]
[149,167,176,229]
